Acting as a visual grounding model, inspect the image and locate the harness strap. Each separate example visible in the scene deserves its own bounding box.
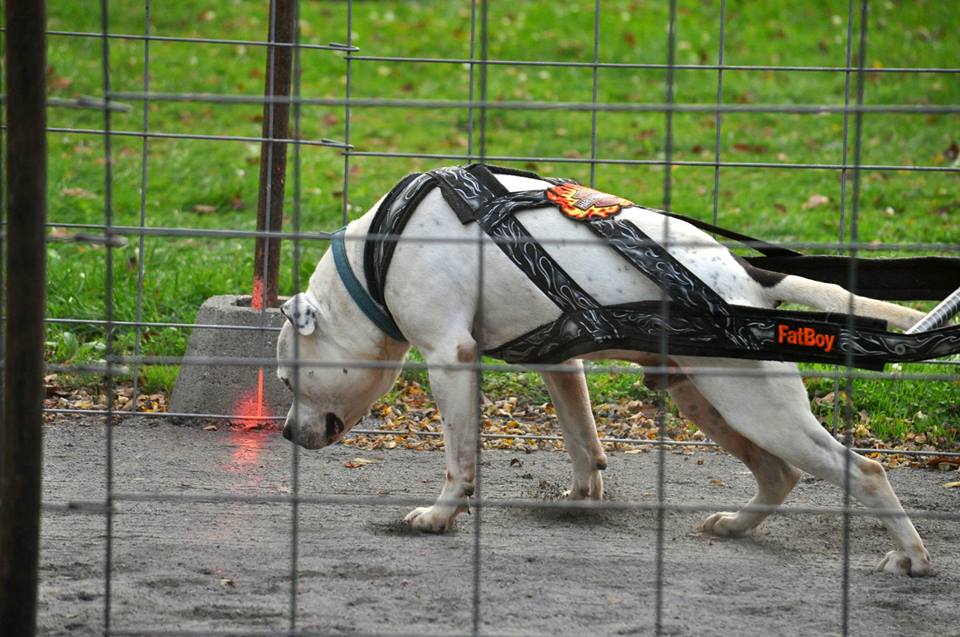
[331,229,406,342]
[364,172,436,307]
[584,216,754,349]
[658,211,801,258]
[432,164,509,223]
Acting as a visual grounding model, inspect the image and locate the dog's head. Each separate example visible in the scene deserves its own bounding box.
[276,292,403,449]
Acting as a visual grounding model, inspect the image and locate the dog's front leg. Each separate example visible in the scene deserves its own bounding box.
[541,359,606,499]
[403,338,479,533]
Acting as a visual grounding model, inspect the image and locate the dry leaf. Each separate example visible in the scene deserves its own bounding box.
[732,142,767,154]
[50,75,73,91]
[63,187,95,198]
[203,425,218,431]
[802,193,830,210]
[709,478,725,487]
[344,457,378,468]
[944,141,959,162]
[943,482,960,489]
[192,204,217,214]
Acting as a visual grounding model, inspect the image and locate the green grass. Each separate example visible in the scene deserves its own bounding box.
[37,0,959,441]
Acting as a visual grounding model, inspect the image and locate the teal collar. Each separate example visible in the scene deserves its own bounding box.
[331,228,406,342]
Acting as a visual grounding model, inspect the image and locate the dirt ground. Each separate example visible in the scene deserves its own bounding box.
[37,416,960,636]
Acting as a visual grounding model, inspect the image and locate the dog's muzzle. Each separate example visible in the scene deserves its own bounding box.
[325,412,345,440]
[282,413,343,449]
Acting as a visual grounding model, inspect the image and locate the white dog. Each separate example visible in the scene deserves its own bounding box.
[277,167,932,576]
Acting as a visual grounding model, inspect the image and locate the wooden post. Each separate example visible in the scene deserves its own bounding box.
[1,0,48,635]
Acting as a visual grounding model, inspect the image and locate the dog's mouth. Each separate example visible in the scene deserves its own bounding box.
[282,412,346,450]
[325,412,345,441]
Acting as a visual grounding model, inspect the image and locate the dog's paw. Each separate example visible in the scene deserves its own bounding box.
[877,549,934,577]
[699,512,750,537]
[562,469,604,501]
[403,506,457,533]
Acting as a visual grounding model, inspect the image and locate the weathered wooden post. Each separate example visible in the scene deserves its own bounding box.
[1,0,48,634]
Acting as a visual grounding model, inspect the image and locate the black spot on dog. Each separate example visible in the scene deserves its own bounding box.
[732,254,786,288]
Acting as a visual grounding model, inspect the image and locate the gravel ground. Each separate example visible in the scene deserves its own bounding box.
[37,416,960,636]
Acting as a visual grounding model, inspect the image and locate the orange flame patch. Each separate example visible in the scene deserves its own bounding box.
[546,183,634,220]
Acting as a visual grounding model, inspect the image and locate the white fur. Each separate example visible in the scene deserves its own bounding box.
[277,172,932,575]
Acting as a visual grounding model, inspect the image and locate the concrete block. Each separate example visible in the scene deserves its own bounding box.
[169,294,291,424]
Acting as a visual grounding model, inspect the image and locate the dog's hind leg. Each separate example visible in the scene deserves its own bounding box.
[667,374,801,536]
[541,359,607,500]
[683,359,933,576]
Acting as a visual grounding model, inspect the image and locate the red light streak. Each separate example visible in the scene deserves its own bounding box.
[233,367,271,430]
[228,429,266,473]
[222,368,274,478]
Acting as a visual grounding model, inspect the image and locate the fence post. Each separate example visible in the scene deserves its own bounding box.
[0,0,48,635]
[252,0,295,309]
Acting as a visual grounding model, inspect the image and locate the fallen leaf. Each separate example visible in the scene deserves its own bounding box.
[709,478,725,487]
[943,482,960,489]
[510,457,523,467]
[732,142,767,154]
[63,187,96,198]
[48,66,73,91]
[802,193,830,210]
[219,578,236,587]
[945,141,959,162]
[926,456,959,470]
[203,424,218,431]
[192,204,217,214]
[344,457,379,468]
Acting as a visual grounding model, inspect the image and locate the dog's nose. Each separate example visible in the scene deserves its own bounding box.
[282,426,293,441]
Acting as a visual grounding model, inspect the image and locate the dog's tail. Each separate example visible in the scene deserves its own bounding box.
[763,274,924,330]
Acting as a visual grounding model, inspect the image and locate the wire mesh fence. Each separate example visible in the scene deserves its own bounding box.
[10,0,960,635]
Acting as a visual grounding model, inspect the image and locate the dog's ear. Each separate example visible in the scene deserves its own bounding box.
[280,293,321,336]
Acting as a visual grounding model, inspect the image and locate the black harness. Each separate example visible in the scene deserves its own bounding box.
[358,164,960,370]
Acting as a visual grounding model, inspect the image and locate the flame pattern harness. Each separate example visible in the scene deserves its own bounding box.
[358,164,960,370]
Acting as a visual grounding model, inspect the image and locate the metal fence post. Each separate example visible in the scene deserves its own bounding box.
[0,1,48,635]
[252,0,295,310]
